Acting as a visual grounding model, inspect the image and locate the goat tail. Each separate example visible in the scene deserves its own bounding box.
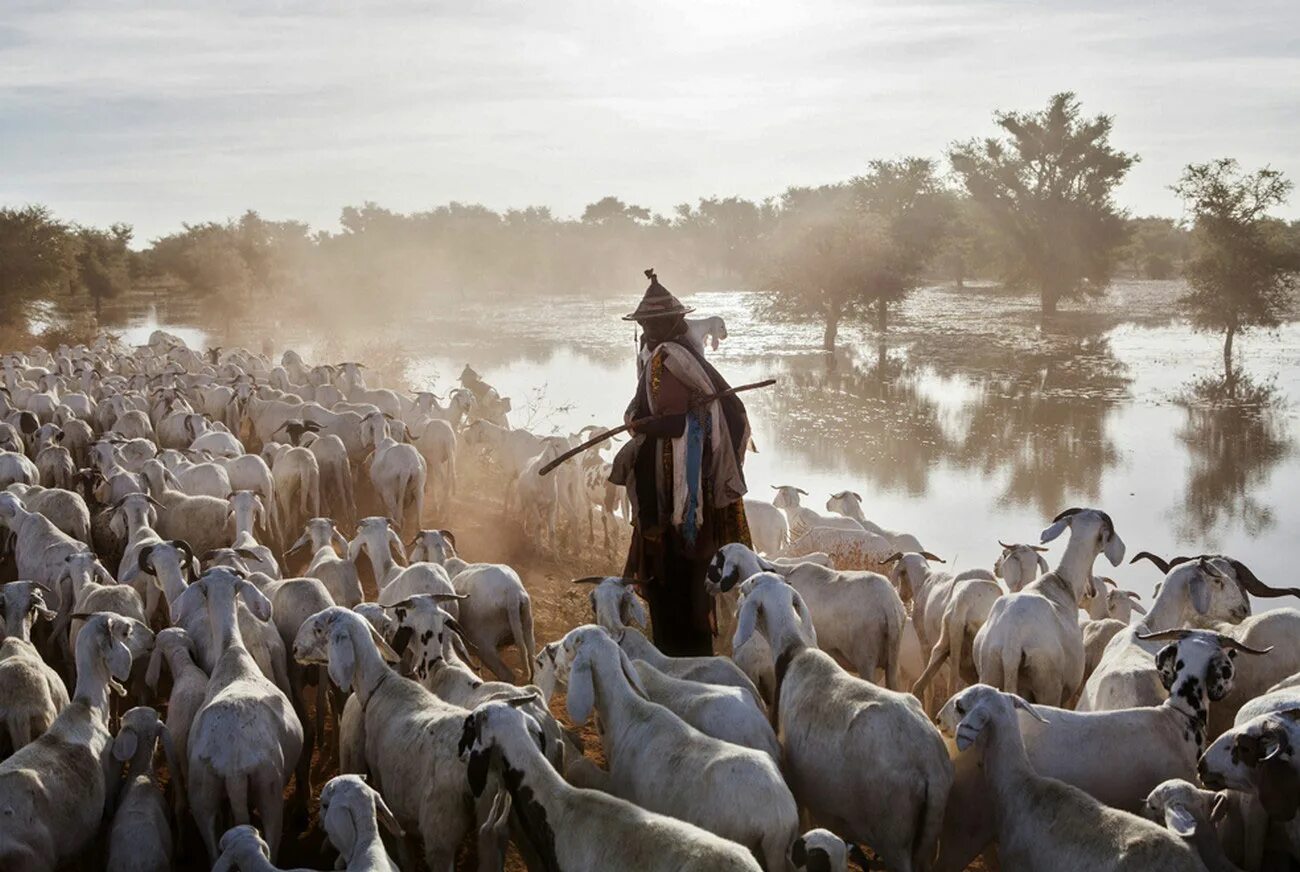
[226,774,251,826]
[512,594,536,683]
[1000,645,1022,696]
[6,713,31,751]
[913,776,946,872]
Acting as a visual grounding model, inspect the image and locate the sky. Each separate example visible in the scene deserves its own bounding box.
[3,0,1298,241]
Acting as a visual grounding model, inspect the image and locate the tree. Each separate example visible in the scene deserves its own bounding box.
[767,159,952,349]
[1121,216,1190,279]
[1172,159,1297,386]
[949,93,1137,319]
[73,223,133,318]
[0,205,73,324]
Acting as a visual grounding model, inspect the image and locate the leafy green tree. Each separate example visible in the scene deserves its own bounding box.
[949,93,1137,319]
[1172,159,1297,385]
[1122,216,1190,279]
[0,205,73,323]
[74,223,133,318]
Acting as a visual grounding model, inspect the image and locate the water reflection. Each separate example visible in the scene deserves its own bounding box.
[1175,375,1293,539]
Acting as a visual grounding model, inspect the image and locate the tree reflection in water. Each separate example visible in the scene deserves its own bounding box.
[1175,374,1293,539]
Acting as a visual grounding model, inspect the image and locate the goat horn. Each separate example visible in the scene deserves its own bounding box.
[920,551,945,563]
[1130,551,1172,573]
[1101,577,1118,587]
[572,576,608,585]
[1229,559,1300,600]
[1214,635,1274,655]
[1136,629,1193,642]
[998,540,1014,550]
[1051,507,1084,523]
[432,593,468,602]
[504,693,539,708]
[881,553,903,565]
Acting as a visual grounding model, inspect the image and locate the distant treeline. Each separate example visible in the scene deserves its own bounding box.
[2,94,1297,354]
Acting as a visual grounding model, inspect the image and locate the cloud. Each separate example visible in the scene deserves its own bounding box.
[2,0,1297,238]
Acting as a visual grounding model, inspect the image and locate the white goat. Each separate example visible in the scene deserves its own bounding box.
[0,582,66,755]
[826,490,925,552]
[973,507,1125,705]
[560,625,798,869]
[460,699,763,871]
[183,567,304,862]
[107,706,178,872]
[0,613,151,871]
[733,573,952,872]
[945,684,1205,871]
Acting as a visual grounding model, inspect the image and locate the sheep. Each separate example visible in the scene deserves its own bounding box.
[317,775,403,872]
[138,459,232,556]
[107,706,178,872]
[0,491,90,590]
[1143,779,1242,872]
[770,484,862,540]
[304,431,356,525]
[743,496,789,556]
[1080,553,1298,713]
[4,481,92,544]
[513,441,562,548]
[381,595,573,770]
[289,518,364,608]
[450,562,536,683]
[144,627,208,787]
[933,630,1270,872]
[0,582,66,755]
[1199,707,1300,865]
[228,490,280,578]
[459,699,763,872]
[0,612,152,872]
[943,684,1205,872]
[732,573,952,872]
[559,624,799,869]
[183,566,304,863]
[784,524,894,571]
[790,830,871,872]
[261,442,321,548]
[360,412,426,537]
[34,442,75,490]
[348,515,408,592]
[710,543,907,688]
[826,489,925,552]
[973,507,1126,705]
[579,576,762,701]
[685,315,728,351]
[292,606,475,871]
[911,573,1006,712]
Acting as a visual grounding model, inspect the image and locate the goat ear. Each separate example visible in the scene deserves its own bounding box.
[1163,803,1197,837]
[624,591,648,629]
[617,647,648,699]
[1010,694,1049,723]
[733,596,760,651]
[237,581,273,622]
[1103,529,1127,567]
[565,648,596,725]
[373,790,404,837]
[792,592,817,643]
[1036,554,1050,574]
[757,555,778,573]
[111,724,138,763]
[327,626,357,691]
[145,645,165,691]
[1039,517,1070,544]
[1189,574,1211,616]
[369,623,401,663]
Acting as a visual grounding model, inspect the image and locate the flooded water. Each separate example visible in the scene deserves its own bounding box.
[114,283,1300,605]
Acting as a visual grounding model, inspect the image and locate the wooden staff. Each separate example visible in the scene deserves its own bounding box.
[538,378,776,476]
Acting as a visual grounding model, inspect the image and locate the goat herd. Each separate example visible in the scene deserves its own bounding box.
[0,329,1298,872]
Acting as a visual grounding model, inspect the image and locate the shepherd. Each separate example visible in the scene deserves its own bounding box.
[610,268,753,656]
